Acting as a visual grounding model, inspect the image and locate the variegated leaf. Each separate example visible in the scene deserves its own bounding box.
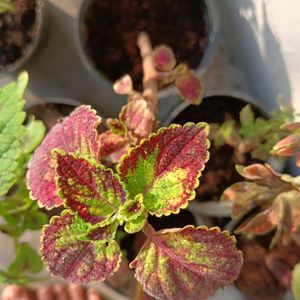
[54,151,127,224]
[130,226,243,300]
[175,71,203,105]
[273,134,300,157]
[27,106,101,208]
[41,212,121,283]
[117,123,209,216]
[99,130,130,163]
[153,45,176,72]
[113,75,133,95]
[118,194,147,234]
[221,182,276,219]
[120,98,155,142]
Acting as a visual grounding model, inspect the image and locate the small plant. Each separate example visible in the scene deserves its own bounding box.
[221,163,300,299]
[272,121,300,166]
[211,102,294,162]
[0,72,47,284]
[24,33,243,300]
[0,0,14,13]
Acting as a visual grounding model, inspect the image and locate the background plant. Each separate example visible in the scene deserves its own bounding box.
[211,101,294,162]
[0,72,47,284]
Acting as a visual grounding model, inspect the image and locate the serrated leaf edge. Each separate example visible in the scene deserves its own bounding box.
[52,149,129,218]
[117,122,210,217]
[26,105,102,209]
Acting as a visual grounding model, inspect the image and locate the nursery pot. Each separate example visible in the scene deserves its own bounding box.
[164,91,280,221]
[76,0,219,91]
[0,0,45,74]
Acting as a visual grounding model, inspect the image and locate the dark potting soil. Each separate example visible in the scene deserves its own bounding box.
[83,0,208,89]
[171,96,264,206]
[0,0,37,70]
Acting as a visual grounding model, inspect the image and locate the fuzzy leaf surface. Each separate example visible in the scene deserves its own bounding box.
[113,75,133,95]
[99,130,130,163]
[153,45,176,72]
[120,98,154,141]
[55,152,126,224]
[130,226,243,300]
[118,123,209,216]
[27,106,101,208]
[175,71,203,105]
[0,72,27,196]
[223,164,300,247]
[41,212,121,283]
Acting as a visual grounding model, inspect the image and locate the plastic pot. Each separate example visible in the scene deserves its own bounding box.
[0,0,45,75]
[75,0,219,95]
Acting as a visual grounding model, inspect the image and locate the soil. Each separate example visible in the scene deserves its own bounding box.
[0,0,38,70]
[171,96,265,207]
[83,0,208,89]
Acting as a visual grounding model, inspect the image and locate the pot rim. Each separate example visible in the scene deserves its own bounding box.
[0,0,45,75]
[74,0,220,97]
[162,90,268,126]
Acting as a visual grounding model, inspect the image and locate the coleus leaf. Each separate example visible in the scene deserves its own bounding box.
[54,151,127,224]
[27,105,101,208]
[153,45,176,72]
[118,194,147,233]
[117,123,209,216]
[221,182,274,219]
[273,133,300,166]
[130,226,243,300]
[42,212,121,283]
[99,130,130,163]
[0,72,27,196]
[106,118,127,136]
[292,262,300,300]
[120,98,155,142]
[175,71,203,105]
[222,164,300,247]
[113,75,133,95]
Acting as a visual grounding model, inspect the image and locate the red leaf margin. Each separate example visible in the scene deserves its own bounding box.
[117,122,210,217]
[41,211,122,284]
[130,225,243,300]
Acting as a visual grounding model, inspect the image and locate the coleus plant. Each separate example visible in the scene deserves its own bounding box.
[221,163,300,248]
[211,102,294,161]
[272,121,300,167]
[100,40,203,164]
[0,72,47,284]
[221,163,300,298]
[27,105,243,300]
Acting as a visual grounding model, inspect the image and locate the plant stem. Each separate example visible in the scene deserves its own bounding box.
[142,222,157,241]
[137,32,158,128]
[132,281,144,300]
